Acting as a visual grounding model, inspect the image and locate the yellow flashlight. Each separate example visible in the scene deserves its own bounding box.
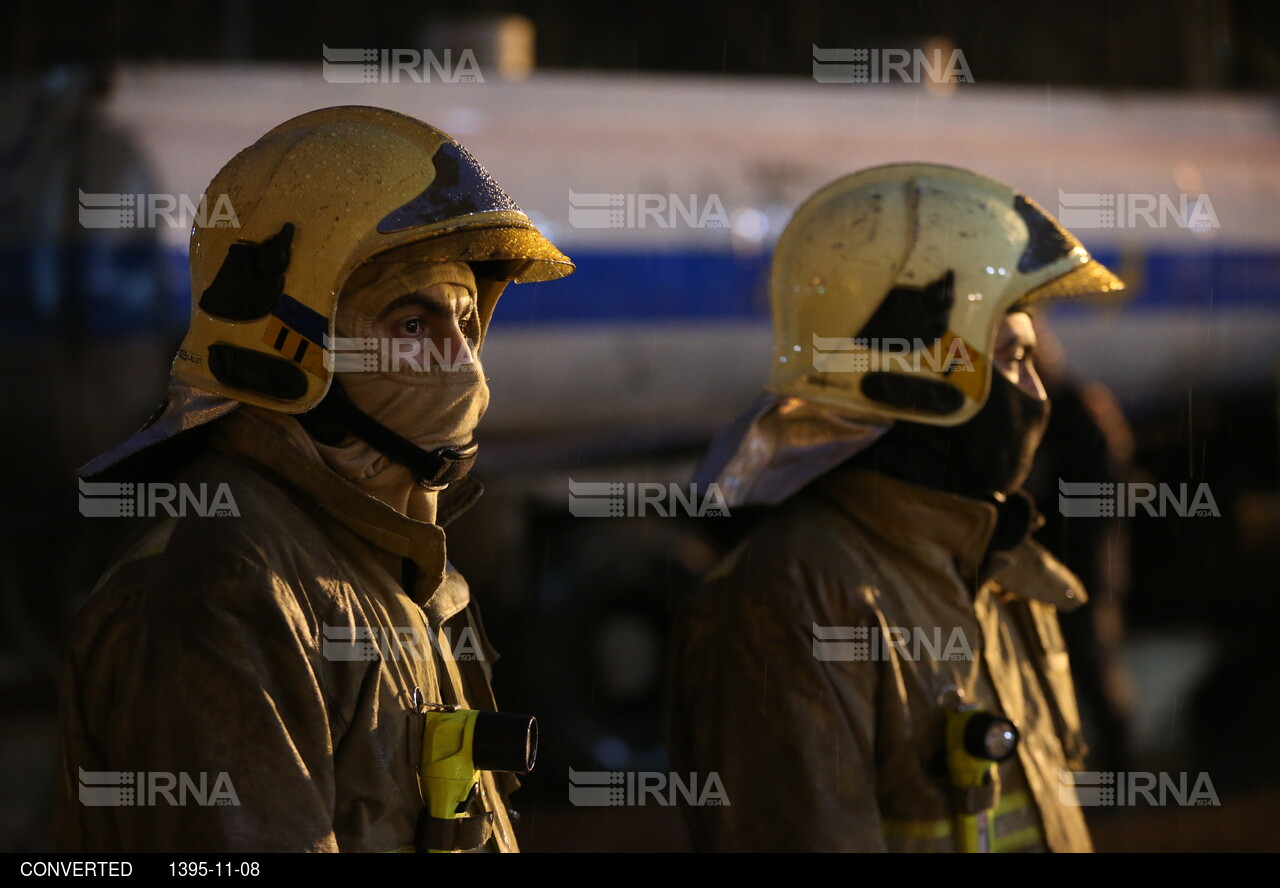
[416,704,537,853]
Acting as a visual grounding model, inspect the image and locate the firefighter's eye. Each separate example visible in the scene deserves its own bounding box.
[400,317,424,337]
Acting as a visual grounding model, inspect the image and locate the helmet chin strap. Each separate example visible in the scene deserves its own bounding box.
[299,380,477,489]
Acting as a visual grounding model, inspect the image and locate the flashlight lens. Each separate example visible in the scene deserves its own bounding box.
[473,711,539,773]
[962,712,1020,762]
[984,723,1017,760]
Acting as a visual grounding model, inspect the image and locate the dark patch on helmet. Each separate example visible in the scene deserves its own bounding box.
[861,371,964,415]
[1014,194,1075,273]
[199,223,294,320]
[470,259,520,282]
[855,270,954,345]
[377,141,521,233]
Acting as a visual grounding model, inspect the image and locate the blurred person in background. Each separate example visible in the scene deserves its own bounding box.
[54,106,573,852]
[1024,319,1137,775]
[668,164,1125,852]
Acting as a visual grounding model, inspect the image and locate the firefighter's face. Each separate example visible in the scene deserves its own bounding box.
[369,281,479,371]
[991,312,1046,401]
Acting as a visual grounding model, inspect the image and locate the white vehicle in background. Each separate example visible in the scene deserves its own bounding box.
[4,64,1277,782]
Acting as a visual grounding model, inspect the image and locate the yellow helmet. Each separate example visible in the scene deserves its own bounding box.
[766,163,1122,426]
[177,105,573,414]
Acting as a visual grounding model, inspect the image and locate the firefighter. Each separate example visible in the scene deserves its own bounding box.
[667,163,1124,852]
[55,106,573,852]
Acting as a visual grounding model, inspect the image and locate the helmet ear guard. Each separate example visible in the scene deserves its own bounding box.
[207,344,308,402]
[195,221,324,404]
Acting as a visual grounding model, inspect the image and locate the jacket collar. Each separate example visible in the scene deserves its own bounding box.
[207,408,482,601]
[812,466,1084,611]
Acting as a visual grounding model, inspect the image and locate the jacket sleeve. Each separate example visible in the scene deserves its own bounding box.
[56,550,340,852]
[666,536,886,852]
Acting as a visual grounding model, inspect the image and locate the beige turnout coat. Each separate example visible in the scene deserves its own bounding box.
[668,466,1093,852]
[56,409,516,852]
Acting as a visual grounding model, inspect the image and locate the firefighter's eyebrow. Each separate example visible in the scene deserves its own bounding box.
[998,328,1035,348]
[381,291,474,317]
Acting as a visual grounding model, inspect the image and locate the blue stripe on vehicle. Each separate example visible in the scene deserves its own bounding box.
[490,248,1280,325]
[0,246,1277,337]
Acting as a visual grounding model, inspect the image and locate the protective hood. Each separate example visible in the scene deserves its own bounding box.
[312,259,489,521]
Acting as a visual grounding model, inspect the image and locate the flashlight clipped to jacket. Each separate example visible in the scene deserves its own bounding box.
[414,696,538,853]
[940,687,1019,853]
